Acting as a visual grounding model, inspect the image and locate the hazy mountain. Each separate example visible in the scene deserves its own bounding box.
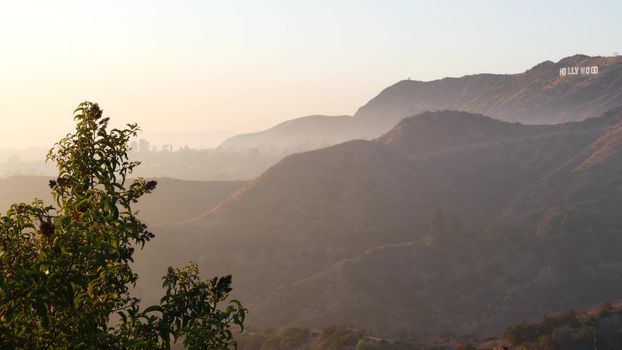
[8,55,618,183]
[135,107,622,337]
[219,55,622,154]
[356,55,622,125]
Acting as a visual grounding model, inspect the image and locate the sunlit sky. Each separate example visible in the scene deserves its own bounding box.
[0,0,620,149]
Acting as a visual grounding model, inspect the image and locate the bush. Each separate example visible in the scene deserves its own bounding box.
[317,326,365,350]
[531,335,556,350]
[0,102,245,349]
[453,342,477,350]
[596,301,612,317]
[503,320,552,345]
[279,328,310,349]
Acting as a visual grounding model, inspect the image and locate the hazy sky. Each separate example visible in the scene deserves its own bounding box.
[0,0,621,149]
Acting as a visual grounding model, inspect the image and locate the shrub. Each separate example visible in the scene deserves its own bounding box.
[0,102,245,349]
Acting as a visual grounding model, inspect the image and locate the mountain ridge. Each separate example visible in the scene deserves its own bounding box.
[220,54,622,155]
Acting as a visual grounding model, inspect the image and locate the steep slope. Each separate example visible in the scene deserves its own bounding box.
[137,108,622,337]
[499,107,622,237]
[575,106,622,172]
[220,55,622,154]
[139,139,461,304]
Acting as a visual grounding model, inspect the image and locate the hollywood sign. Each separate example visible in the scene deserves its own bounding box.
[559,66,598,76]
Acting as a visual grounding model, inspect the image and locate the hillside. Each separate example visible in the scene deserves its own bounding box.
[135,107,622,337]
[220,55,622,154]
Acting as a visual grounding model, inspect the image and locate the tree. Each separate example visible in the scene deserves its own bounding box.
[138,138,152,153]
[0,102,245,349]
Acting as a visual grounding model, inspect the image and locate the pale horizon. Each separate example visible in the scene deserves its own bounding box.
[1,0,620,149]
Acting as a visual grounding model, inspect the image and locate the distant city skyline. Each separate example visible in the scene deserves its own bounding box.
[1,0,620,148]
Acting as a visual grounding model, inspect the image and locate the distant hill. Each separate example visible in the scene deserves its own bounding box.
[0,176,245,225]
[136,107,622,337]
[7,55,618,182]
[356,55,622,125]
[218,115,359,153]
[220,55,622,154]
